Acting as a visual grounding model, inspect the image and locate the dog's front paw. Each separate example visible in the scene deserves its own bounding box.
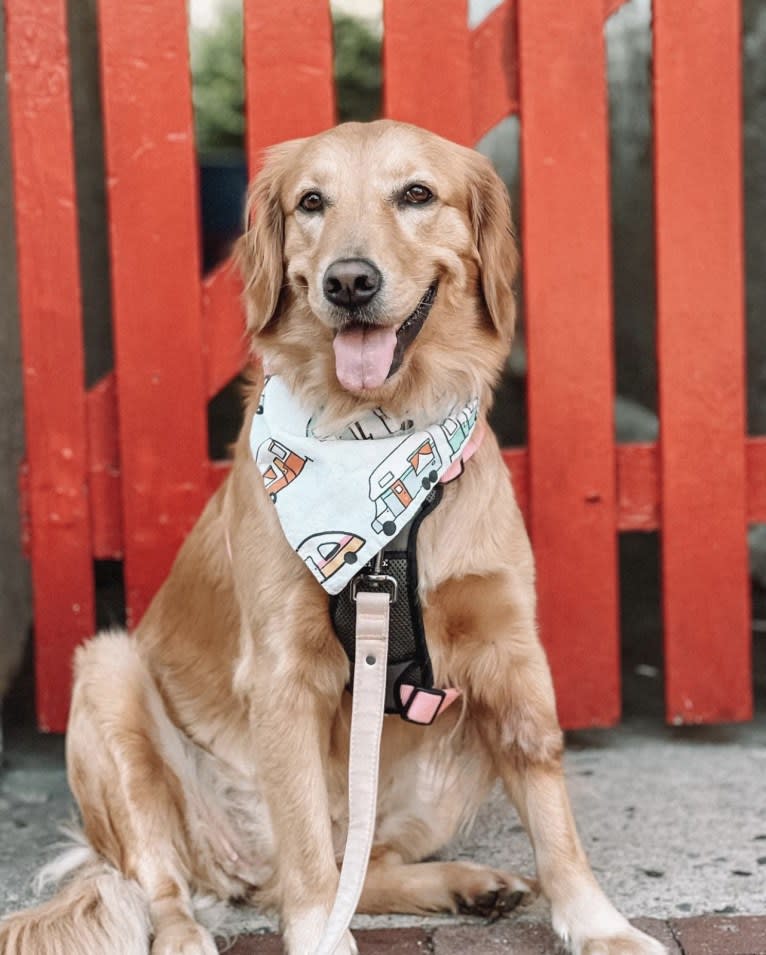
[282,907,358,955]
[580,926,668,955]
[151,920,218,955]
[554,894,668,955]
[332,930,359,955]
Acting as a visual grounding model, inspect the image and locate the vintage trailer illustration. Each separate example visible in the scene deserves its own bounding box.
[256,438,308,501]
[297,531,365,583]
[441,400,479,458]
[368,434,442,535]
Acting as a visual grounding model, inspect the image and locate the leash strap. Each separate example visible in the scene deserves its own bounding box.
[314,590,390,955]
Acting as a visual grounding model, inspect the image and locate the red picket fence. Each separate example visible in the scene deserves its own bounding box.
[6,0,763,733]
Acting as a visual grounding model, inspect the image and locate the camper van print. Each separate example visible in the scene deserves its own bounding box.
[441,400,479,459]
[256,438,308,501]
[297,531,365,583]
[369,433,442,536]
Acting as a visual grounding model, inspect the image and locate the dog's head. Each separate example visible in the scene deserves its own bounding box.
[238,120,517,420]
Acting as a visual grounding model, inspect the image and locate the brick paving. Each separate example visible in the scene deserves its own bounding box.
[225,916,766,954]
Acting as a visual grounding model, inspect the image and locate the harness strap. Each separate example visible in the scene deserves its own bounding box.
[314,590,390,955]
[399,684,461,724]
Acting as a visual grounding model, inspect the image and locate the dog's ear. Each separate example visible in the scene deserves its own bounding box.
[466,153,518,342]
[237,141,302,335]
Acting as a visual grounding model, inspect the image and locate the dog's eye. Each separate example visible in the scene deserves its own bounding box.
[402,184,433,206]
[298,191,324,213]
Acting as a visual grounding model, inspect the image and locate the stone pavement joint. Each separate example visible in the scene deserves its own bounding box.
[669,916,766,955]
[224,917,766,954]
[226,928,432,953]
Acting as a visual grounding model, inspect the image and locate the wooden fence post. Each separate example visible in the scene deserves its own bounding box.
[653,0,751,723]
[97,0,209,625]
[383,0,473,145]
[518,0,621,727]
[5,0,96,731]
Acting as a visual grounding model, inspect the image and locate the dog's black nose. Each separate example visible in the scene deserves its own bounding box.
[323,258,382,308]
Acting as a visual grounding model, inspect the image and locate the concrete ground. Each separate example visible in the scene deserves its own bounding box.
[2,712,765,949]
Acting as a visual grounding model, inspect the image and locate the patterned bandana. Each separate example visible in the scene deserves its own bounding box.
[250,375,479,594]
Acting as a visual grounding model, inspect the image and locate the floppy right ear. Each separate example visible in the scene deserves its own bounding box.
[236,141,301,334]
[465,151,518,344]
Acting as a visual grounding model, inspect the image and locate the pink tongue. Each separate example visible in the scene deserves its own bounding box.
[333,325,397,392]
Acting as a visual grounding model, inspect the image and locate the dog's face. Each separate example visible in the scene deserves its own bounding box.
[238,121,517,418]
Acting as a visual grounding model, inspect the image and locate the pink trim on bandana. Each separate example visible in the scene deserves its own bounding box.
[439,420,486,483]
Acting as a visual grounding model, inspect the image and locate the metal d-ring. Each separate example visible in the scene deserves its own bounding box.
[350,574,398,604]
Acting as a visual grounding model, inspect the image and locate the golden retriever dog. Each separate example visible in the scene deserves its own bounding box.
[0,121,665,955]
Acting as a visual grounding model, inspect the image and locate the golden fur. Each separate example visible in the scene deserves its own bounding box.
[0,121,665,955]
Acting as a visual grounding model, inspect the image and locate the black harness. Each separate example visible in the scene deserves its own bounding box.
[330,484,445,722]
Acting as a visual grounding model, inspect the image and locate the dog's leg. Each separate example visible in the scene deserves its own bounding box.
[446,585,666,955]
[245,628,358,955]
[500,756,667,955]
[68,632,222,955]
[359,848,536,916]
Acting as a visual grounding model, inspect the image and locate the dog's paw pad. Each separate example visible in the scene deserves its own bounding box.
[455,884,530,922]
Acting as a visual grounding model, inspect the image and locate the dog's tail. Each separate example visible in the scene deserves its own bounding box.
[0,833,150,955]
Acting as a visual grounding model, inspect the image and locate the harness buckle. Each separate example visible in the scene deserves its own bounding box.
[350,574,398,604]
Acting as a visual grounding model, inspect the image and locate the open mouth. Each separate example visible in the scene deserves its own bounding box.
[332,283,438,393]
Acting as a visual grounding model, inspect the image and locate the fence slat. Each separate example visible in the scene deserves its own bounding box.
[468,0,638,144]
[617,444,659,532]
[518,0,620,728]
[203,263,248,400]
[244,0,335,170]
[86,375,121,560]
[206,0,335,414]
[383,0,472,145]
[653,0,751,724]
[98,0,209,625]
[5,0,95,731]
[84,436,766,565]
[470,1,518,143]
